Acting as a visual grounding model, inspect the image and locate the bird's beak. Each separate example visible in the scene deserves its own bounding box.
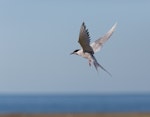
[70,52,74,55]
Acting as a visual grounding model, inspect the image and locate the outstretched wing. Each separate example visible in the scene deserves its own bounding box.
[91,23,117,53]
[78,22,94,54]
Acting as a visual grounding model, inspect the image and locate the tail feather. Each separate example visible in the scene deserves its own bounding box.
[94,61,112,76]
[92,55,112,76]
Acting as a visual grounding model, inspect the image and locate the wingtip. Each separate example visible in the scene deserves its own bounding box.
[82,21,85,27]
[109,22,117,33]
[113,22,117,29]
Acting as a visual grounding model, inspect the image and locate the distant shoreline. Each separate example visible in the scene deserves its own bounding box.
[0,94,150,113]
[0,113,150,117]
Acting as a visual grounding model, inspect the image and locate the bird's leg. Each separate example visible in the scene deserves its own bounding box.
[88,60,92,66]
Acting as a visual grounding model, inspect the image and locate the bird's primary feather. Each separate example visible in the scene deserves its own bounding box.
[91,23,117,53]
[78,22,94,54]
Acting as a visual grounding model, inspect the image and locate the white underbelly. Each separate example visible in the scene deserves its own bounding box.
[78,50,93,60]
[82,53,89,58]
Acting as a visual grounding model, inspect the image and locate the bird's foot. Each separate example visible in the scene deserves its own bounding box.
[89,62,91,66]
[88,60,92,66]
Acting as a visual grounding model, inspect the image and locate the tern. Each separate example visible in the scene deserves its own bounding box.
[71,22,117,76]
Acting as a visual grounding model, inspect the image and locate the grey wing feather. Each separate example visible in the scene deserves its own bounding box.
[78,22,94,54]
[91,23,117,53]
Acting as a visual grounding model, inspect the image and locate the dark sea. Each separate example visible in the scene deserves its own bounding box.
[0,94,150,114]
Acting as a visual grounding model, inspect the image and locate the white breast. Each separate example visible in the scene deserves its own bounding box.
[77,49,93,60]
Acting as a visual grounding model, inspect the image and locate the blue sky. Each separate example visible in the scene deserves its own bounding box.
[0,0,150,94]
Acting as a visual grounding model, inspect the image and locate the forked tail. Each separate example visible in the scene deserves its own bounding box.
[92,55,112,76]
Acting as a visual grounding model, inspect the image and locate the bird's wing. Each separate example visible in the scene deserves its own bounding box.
[91,23,117,53]
[78,22,94,54]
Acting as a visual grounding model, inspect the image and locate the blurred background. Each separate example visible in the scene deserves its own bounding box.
[0,0,150,115]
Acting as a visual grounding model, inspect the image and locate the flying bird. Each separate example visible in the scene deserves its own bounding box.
[71,22,117,76]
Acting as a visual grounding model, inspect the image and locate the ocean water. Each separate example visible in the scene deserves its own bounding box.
[0,94,150,114]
